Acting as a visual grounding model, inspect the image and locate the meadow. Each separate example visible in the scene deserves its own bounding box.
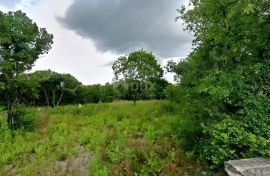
[0,101,213,176]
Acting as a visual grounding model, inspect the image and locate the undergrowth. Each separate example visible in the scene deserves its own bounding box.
[0,101,219,175]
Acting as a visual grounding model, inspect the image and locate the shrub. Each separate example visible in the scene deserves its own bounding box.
[140,151,164,175]
[56,151,67,161]
[159,101,179,114]
[164,85,185,103]
[171,117,202,152]
[201,118,270,169]
[78,132,92,145]
[7,106,37,131]
[89,152,110,176]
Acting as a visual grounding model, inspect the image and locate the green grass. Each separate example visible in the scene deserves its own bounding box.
[0,101,217,175]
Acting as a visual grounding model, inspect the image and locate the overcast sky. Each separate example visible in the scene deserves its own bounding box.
[0,0,193,84]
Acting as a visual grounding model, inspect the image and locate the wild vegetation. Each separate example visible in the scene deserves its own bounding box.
[166,0,270,169]
[0,10,53,129]
[0,0,270,175]
[0,101,217,176]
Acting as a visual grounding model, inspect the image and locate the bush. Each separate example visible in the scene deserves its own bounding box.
[168,61,270,169]
[201,118,270,169]
[7,106,37,131]
[159,101,179,114]
[89,152,110,176]
[164,85,185,103]
[172,117,202,152]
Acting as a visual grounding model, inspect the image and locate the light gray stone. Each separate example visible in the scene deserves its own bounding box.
[225,158,270,176]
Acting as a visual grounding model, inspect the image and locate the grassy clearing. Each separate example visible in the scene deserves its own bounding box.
[0,101,212,175]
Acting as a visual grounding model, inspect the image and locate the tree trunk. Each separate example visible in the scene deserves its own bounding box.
[6,93,18,130]
[133,92,137,105]
[44,89,50,107]
[57,88,64,107]
[52,90,56,108]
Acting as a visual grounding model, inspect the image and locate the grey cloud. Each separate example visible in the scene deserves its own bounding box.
[0,0,21,8]
[58,0,192,58]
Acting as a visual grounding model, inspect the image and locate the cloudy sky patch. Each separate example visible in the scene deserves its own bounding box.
[0,0,21,8]
[58,0,192,58]
[0,0,193,84]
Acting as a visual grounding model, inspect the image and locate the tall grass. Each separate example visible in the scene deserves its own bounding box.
[0,101,215,175]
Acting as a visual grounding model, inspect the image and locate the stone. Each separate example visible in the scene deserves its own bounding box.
[225,158,270,176]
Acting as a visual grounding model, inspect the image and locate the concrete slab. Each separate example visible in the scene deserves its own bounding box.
[225,158,270,176]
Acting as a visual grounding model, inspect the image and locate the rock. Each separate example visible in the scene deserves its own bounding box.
[225,158,270,176]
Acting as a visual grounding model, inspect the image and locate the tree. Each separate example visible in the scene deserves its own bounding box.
[29,70,81,107]
[170,0,270,168]
[76,85,101,104]
[76,83,115,104]
[0,11,53,129]
[112,50,164,104]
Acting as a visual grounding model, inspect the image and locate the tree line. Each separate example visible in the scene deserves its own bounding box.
[0,68,168,108]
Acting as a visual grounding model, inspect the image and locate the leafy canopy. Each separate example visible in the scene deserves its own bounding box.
[0,10,53,77]
[0,10,53,129]
[167,0,270,168]
[112,50,163,81]
[112,50,164,102]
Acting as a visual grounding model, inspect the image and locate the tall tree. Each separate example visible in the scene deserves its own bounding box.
[169,0,270,167]
[112,50,164,104]
[0,11,53,129]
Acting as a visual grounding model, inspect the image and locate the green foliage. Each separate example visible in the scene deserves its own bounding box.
[107,140,125,164]
[76,83,115,104]
[112,50,163,81]
[0,10,53,129]
[201,118,270,169]
[140,151,164,175]
[112,50,167,103]
[0,10,53,74]
[89,152,110,176]
[0,64,166,110]
[172,117,202,153]
[0,101,202,175]
[165,0,270,169]
[7,106,37,131]
[29,70,82,107]
[164,84,186,104]
[56,151,67,161]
